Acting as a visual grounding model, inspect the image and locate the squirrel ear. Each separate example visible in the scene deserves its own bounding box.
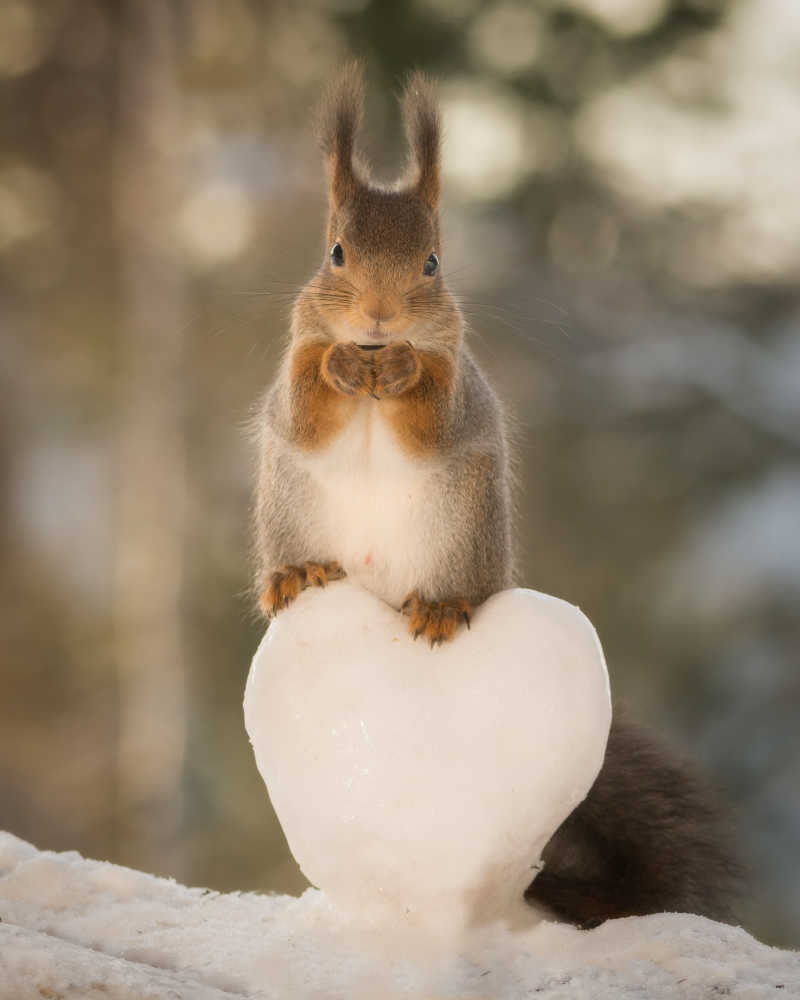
[317,61,365,210]
[401,71,441,212]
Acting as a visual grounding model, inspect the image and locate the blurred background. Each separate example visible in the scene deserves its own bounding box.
[1,0,798,948]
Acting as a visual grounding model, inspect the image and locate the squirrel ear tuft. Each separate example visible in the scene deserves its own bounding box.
[316,60,365,210]
[401,71,441,211]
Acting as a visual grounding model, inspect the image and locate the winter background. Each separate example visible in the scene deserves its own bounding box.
[0,0,798,960]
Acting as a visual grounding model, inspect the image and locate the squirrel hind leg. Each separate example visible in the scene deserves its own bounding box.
[259,561,346,617]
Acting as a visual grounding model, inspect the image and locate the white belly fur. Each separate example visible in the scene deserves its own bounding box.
[297,402,437,609]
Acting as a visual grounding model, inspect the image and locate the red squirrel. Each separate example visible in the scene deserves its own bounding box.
[252,63,741,927]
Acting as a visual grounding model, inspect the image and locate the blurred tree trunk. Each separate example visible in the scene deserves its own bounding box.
[112,1,187,876]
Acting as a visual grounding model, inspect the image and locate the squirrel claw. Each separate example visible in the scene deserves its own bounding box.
[260,561,347,617]
[400,592,474,646]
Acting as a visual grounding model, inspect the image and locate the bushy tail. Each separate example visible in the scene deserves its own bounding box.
[525,713,744,928]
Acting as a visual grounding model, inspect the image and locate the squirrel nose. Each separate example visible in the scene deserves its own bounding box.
[363,300,398,324]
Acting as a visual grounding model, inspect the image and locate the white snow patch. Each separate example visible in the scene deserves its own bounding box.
[1,832,798,999]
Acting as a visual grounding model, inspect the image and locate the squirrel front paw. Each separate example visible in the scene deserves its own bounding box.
[260,561,346,617]
[322,342,377,397]
[401,592,472,646]
[374,341,422,398]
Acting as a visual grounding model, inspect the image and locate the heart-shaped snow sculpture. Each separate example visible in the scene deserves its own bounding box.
[244,581,610,933]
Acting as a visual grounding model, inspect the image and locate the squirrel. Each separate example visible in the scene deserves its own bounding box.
[252,62,742,927]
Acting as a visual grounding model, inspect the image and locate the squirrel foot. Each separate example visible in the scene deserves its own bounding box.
[401,592,472,646]
[322,342,378,398]
[374,340,422,398]
[260,561,346,617]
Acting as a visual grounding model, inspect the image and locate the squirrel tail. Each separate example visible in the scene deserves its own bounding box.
[525,712,745,928]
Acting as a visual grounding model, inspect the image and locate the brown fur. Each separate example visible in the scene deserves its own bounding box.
[288,341,357,451]
[317,60,364,209]
[379,347,453,456]
[289,338,453,457]
[401,71,441,210]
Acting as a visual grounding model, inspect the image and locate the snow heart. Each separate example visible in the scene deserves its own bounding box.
[244,581,611,935]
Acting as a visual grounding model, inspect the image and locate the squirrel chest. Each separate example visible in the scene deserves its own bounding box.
[297,400,439,609]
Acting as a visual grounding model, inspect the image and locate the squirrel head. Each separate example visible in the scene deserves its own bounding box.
[311,62,454,348]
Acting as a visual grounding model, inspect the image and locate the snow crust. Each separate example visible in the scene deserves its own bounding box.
[244,582,611,934]
[1,832,798,999]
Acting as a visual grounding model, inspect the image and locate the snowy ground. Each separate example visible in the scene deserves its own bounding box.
[0,833,797,999]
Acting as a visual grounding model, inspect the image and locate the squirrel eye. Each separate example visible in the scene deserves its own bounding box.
[330,242,345,267]
[423,252,439,277]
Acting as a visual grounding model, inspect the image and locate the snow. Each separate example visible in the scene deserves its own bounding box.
[244,582,611,935]
[1,831,799,999]
[3,582,797,997]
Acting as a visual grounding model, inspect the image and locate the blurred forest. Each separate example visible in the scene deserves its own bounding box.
[1,0,798,949]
